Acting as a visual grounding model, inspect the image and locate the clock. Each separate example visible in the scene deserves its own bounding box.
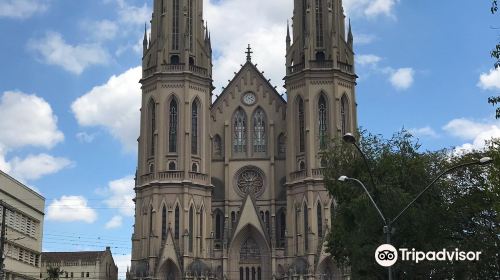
[242,92,256,105]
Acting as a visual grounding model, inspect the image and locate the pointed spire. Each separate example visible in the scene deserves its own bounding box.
[286,20,291,50]
[143,23,148,55]
[347,18,353,47]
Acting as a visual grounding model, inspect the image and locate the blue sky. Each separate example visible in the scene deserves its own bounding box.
[0,0,499,277]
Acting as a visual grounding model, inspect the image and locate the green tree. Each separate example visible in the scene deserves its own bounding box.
[322,130,500,279]
[45,267,65,280]
[490,0,500,118]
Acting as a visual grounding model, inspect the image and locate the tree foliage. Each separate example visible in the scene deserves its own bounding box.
[490,0,500,118]
[322,130,500,279]
[45,267,65,280]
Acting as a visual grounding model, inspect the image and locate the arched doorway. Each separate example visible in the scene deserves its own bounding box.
[317,257,341,280]
[159,259,181,280]
[229,225,270,280]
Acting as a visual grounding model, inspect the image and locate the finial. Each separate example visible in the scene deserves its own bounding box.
[245,44,253,62]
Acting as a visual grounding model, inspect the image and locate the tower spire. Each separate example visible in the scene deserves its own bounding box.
[143,23,148,55]
[286,20,291,49]
[347,18,353,48]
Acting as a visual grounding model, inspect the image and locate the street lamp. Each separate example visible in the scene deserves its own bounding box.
[338,156,493,280]
[342,133,378,196]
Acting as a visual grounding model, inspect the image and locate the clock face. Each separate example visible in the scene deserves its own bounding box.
[243,92,256,105]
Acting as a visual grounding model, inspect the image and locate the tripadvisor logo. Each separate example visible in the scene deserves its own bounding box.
[375,244,482,267]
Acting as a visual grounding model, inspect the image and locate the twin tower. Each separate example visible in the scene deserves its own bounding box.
[130,0,357,279]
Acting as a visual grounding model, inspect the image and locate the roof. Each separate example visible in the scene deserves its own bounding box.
[41,250,108,263]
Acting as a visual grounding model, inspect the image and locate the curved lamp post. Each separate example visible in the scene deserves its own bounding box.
[339,134,494,280]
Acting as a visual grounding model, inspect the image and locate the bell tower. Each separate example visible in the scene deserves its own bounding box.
[132,0,213,279]
[284,0,357,276]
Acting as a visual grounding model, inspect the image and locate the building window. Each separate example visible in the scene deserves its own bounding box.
[253,108,266,153]
[304,203,309,251]
[191,163,198,172]
[315,0,324,48]
[168,161,176,171]
[86,272,89,278]
[174,205,180,240]
[276,209,286,248]
[172,0,180,50]
[341,95,350,135]
[213,135,222,157]
[317,203,323,238]
[302,0,307,45]
[189,206,194,252]
[149,205,154,235]
[191,100,199,154]
[277,133,286,156]
[240,237,261,261]
[148,99,156,156]
[188,0,194,51]
[215,210,223,240]
[199,207,204,252]
[299,160,306,171]
[298,97,305,153]
[169,99,178,153]
[318,95,328,149]
[162,205,167,240]
[233,108,247,153]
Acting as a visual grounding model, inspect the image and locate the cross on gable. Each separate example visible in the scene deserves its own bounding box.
[246,44,253,62]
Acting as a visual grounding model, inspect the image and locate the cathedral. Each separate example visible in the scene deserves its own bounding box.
[129,0,357,279]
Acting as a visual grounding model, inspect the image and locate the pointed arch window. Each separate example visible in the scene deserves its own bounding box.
[318,95,328,149]
[317,203,323,238]
[278,133,286,156]
[298,97,305,153]
[315,0,324,48]
[341,95,350,135]
[162,205,167,240]
[303,203,309,251]
[148,99,156,157]
[276,209,286,248]
[149,205,154,235]
[172,0,180,50]
[233,109,247,153]
[169,99,178,153]
[253,108,266,153]
[189,206,194,252]
[302,0,307,45]
[215,210,223,240]
[191,100,199,154]
[213,135,222,157]
[188,0,194,51]
[199,207,204,252]
[174,205,180,240]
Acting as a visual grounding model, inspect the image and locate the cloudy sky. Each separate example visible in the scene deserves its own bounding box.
[0,0,499,278]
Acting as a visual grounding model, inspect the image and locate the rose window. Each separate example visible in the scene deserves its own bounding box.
[235,167,265,197]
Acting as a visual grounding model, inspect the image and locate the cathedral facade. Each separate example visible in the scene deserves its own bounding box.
[130,0,357,279]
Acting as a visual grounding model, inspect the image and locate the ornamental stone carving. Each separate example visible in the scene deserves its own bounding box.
[234,166,265,197]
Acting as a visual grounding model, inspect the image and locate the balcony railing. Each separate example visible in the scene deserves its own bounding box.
[288,62,305,74]
[310,60,333,69]
[287,60,354,74]
[338,61,354,74]
[138,170,209,185]
[289,168,325,182]
[143,64,209,78]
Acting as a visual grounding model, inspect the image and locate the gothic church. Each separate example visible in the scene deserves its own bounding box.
[130,0,357,279]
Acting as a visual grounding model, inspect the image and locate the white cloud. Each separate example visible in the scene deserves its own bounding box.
[71,67,141,152]
[82,20,119,41]
[357,54,382,66]
[478,67,500,90]
[0,91,64,150]
[389,67,414,90]
[355,33,377,45]
[105,215,123,229]
[8,154,73,182]
[443,118,500,152]
[76,132,96,143]
[409,126,439,138]
[114,254,131,280]
[0,0,48,19]
[28,32,109,75]
[102,176,135,217]
[47,195,98,223]
[115,0,150,25]
[344,0,399,18]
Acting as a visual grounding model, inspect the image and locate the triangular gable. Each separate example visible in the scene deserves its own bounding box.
[157,228,181,273]
[230,194,270,246]
[212,61,287,109]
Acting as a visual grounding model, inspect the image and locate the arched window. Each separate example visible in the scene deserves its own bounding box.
[162,205,167,240]
[240,237,261,261]
[276,209,286,248]
[172,0,180,50]
[318,95,328,149]
[149,205,154,235]
[231,211,236,227]
[168,161,176,171]
[215,210,223,240]
[265,211,270,234]
[299,161,306,171]
[169,99,178,153]
[315,0,324,48]
[199,207,204,252]
[213,135,222,157]
[253,108,266,153]
[240,268,243,280]
[295,208,299,253]
[302,0,307,45]
[298,97,305,153]
[174,205,180,240]
[303,203,309,251]
[258,267,262,280]
[148,99,156,156]
[278,133,286,156]
[317,203,323,238]
[189,206,194,252]
[191,163,198,172]
[341,95,350,135]
[233,109,247,153]
[191,100,199,154]
[187,0,194,50]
